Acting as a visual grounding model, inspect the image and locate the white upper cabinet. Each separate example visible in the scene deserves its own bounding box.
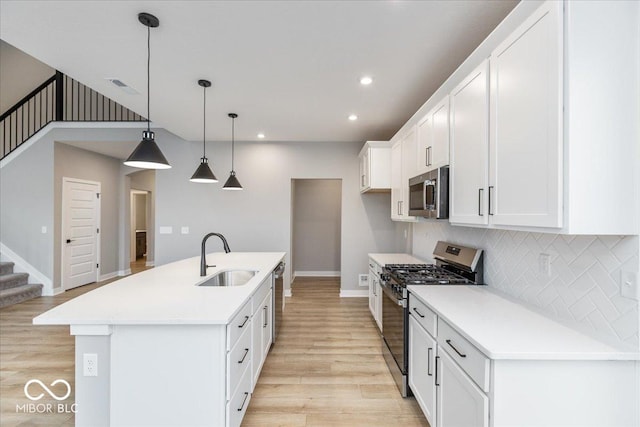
[489,1,563,228]
[359,141,391,193]
[417,97,450,175]
[449,61,490,226]
[391,129,418,222]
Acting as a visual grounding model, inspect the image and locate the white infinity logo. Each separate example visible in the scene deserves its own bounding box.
[24,379,71,401]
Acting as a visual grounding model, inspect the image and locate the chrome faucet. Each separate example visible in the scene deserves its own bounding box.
[200,233,231,276]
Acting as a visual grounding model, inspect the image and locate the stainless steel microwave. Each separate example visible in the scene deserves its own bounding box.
[408,166,449,219]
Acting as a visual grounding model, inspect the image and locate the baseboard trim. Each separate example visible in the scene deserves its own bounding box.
[294,271,341,277]
[52,287,64,296]
[339,290,368,298]
[285,289,292,297]
[118,269,132,277]
[145,260,155,267]
[99,272,118,282]
[0,242,53,295]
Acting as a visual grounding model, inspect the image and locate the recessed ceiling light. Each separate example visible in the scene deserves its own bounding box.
[360,76,373,86]
[257,133,265,139]
[348,114,358,121]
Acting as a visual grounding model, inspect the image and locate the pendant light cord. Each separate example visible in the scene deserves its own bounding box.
[147,24,151,133]
[231,117,235,171]
[203,86,206,158]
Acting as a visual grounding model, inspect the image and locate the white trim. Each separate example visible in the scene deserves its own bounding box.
[61,177,101,291]
[145,260,155,267]
[0,121,146,169]
[284,289,292,297]
[52,287,64,296]
[118,269,131,276]
[294,270,341,277]
[0,242,53,295]
[99,271,118,282]
[339,289,368,298]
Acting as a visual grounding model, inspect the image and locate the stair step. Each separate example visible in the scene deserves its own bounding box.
[0,283,43,308]
[0,273,29,291]
[0,261,15,275]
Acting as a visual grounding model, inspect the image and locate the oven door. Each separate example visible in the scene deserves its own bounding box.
[381,283,409,396]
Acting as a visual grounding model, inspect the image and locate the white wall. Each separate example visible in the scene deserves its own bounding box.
[127,170,156,266]
[152,131,400,292]
[292,179,341,274]
[412,222,640,350]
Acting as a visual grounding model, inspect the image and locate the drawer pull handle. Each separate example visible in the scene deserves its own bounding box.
[263,306,268,328]
[237,392,249,412]
[238,348,249,364]
[446,339,467,358]
[427,347,433,376]
[435,355,440,386]
[238,315,249,328]
[412,307,425,318]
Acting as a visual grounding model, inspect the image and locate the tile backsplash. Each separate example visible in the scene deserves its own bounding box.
[412,222,639,350]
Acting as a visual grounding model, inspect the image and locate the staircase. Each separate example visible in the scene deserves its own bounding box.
[0,261,43,308]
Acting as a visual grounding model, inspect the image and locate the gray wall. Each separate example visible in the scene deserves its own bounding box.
[127,170,155,265]
[0,40,54,113]
[54,143,121,286]
[134,194,147,230]
[151,130,400,292]
[292,179,341,274]
[0,133,54,280]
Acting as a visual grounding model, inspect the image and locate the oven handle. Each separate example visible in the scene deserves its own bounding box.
[380,282,404,306]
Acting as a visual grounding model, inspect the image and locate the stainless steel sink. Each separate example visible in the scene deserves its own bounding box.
[197,269,257,287]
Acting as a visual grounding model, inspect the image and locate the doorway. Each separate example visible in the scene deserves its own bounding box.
[130,190,150,274]
[291,179,342,283]
[61,177,101,290]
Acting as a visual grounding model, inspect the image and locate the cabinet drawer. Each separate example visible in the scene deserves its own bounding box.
[437,319,490,392]
[252,275,272,314]
[227,301,252,351]
[227,324,251,398]
[408,294,437,337]
[226,366,252,427]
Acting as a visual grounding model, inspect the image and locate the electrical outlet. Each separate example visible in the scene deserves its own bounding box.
[621,271,639,301]
[538,253,551,277]
[83,353,98,377]
[359,274,369,287]
[181,226,189,235]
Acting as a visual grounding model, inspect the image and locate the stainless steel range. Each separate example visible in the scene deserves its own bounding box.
[380,241,484,397]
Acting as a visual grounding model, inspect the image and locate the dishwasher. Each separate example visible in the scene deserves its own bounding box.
[271,261,285,344]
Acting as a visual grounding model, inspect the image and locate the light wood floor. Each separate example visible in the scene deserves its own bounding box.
[243,278,428,427]
[1,276,427,426]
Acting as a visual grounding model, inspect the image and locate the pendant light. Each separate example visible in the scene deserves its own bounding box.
[223,113,243,190]
[190,80,218,183]
[124,12,171,169]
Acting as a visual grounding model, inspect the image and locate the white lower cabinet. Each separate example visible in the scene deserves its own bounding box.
[251,277,273,388]
[436,351,489,427]
[408,315,437,425]
[368,258,382,331]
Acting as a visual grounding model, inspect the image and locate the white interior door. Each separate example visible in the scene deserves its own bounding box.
[62,178,100,290]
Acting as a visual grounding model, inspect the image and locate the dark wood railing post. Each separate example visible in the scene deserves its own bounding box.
[55,71,64,121]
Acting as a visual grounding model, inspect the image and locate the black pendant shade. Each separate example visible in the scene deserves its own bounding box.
[223,171,242,190]
[223,113,243,190]
[124,130,171,169]
[124,12,171,170]
[190,79,217,183]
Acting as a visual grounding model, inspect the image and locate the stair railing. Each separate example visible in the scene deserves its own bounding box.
[0,71,145,160]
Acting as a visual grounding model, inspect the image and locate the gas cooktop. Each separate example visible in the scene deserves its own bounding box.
[383,264,471,286]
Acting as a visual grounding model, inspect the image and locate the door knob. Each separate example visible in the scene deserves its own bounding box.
[66,239,73,243]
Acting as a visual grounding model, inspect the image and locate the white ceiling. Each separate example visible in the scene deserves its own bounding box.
[0,0,518,144]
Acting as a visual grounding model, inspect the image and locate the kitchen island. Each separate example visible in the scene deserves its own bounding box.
[34,252,285,427]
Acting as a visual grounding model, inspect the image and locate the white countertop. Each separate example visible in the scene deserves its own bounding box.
[369,253,425,266]
[408,286,639,361]
[34,252,285,326]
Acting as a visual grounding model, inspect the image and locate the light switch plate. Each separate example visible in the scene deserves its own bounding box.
[620,271,639,301]
[359,274,369,287]
[181,226,189,235]
[159,226,173,234]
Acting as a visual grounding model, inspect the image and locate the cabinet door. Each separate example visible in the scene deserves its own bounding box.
[374,280,382,331]
[400,127,417,218]
[489,1,562,228]
[449,61,489,225]
[391,140,403,220]
[359,150,370,191]
[261,291,273,358]
[436,351,488,427]
[409,316,437,426]
[417,97,450,175]
[368,269,376,317]
[251,307,262,388]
